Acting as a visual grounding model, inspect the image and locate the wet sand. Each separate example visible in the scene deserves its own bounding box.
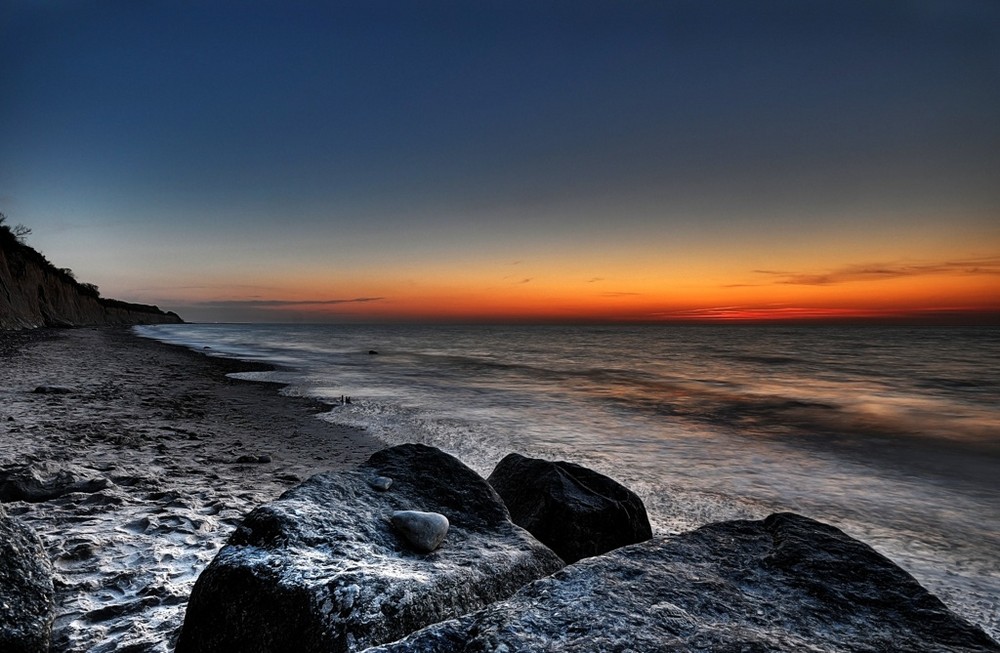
[0,327,385,652]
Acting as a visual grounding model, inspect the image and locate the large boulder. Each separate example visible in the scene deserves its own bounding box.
[487,453,652,563]
[367,512,1000,652]
[0,504,55,653]
[176,444,563,653]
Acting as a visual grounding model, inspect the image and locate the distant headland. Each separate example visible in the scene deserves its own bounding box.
[0,215,182,329]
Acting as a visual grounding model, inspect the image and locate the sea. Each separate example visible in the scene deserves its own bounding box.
[135,323,1000,639]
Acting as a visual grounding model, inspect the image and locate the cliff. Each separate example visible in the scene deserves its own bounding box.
[0,225,182,329]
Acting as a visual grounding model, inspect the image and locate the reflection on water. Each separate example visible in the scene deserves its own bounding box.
[137,323,1000,639]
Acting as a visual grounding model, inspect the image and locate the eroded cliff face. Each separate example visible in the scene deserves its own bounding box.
[0,234,182,329]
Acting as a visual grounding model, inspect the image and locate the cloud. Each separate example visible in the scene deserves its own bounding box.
[648,304,1000,324]
[600,291,642,297]
[127,283,284,293]
[193,297,384,308]
[753,256,1000,286]
[587,277,605,283]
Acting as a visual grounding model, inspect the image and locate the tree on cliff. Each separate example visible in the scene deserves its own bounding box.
[0,213,32,244]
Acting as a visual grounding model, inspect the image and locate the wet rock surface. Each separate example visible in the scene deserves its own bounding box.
[176,444,564,653]
[487,452,652,563]
[0,504,55,653]
[368,512,1000,653]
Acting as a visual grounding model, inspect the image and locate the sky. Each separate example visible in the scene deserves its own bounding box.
[1,0,998,324]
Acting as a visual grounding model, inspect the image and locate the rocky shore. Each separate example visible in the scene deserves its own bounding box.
[2,328,998,652]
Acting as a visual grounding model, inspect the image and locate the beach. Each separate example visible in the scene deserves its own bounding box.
[2,324,998,651]
[0,327,384,652]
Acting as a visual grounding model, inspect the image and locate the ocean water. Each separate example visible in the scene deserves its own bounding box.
[136,323,1000,638]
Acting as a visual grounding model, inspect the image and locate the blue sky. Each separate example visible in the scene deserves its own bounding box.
[1,1,998,322]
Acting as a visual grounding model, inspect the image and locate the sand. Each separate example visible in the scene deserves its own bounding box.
[0,327,385,652]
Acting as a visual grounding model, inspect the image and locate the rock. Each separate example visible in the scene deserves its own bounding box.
[31,385,72,394]
[368,512,1000,653]
[0,509,55,653]
[369,475,393,491]
[391,511,449,553]
[487,453,652,563]
[0,464,111,502]
[176,444,563,653]
[234,454,271,464]
[369,350,379,355]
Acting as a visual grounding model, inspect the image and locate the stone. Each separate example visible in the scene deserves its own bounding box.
[0,464,111,502]
[31,385,72,394]
[487,453,652,563]
[0,509,55,653]
[234,454,271,464]
[369,476,393,491]
[368,512,1000,653]
[176,444,563,653]
[391,511,449,553]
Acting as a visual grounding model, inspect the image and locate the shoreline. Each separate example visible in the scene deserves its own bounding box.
[1,326,998,648]
[0,327,385,652]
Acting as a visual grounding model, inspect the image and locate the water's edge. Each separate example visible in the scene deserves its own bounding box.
[134,323,1000,640]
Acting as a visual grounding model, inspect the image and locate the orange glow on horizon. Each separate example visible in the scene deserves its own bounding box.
[172,261,1000,325]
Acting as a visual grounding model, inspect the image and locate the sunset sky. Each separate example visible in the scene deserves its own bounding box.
[2,1,998,323]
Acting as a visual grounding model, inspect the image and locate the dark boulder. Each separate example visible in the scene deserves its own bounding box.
[0,505,55,653]
[487,453,652,563]
[176,444,563,653]
[368,512,999,653]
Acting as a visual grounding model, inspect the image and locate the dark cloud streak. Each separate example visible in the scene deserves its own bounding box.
[194,297,384,308]
[753,257,1000,286]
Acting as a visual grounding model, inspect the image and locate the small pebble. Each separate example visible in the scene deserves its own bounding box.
[369,476,392,491]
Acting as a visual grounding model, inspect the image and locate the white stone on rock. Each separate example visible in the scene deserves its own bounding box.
[391,510,449,553]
